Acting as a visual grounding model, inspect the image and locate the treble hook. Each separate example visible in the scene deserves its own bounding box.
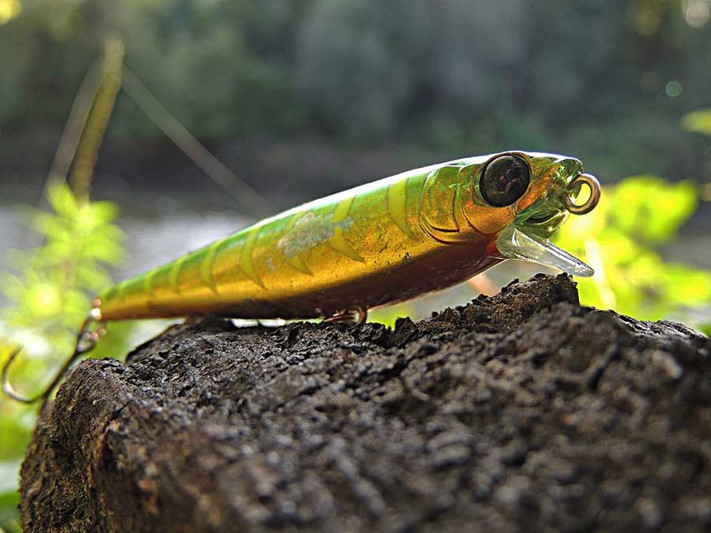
[2,308,105,405]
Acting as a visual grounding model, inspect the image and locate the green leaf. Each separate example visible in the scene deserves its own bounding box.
[681,109,711,136]
[662,264,711,304]
[87,201,119,223]
[554,174,709,328]
[46,183,78,219]
[611,176,697,244]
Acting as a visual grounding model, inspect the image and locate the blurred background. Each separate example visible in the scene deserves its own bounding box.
[1,0,711,530]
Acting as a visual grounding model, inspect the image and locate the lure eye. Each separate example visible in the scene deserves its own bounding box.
[479,155,530,207]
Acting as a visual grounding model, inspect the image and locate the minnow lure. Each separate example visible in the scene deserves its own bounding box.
[3,151,600,403]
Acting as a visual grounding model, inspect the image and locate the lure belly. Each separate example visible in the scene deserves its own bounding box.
[3,151,600,403]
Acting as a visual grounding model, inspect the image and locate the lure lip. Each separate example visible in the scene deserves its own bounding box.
[495,160,601,278]
[496,225,595,277]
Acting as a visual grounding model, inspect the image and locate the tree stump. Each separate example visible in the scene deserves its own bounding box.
[19,274,711,532]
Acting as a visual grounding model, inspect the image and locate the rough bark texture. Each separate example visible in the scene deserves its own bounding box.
[20,274,711,533]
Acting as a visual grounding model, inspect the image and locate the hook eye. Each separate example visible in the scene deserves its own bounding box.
[564,173,601,215]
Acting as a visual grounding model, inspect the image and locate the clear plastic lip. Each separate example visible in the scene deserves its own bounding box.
[497,225,594,277]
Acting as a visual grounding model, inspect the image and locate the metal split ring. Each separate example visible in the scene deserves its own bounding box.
[564,173,601,215]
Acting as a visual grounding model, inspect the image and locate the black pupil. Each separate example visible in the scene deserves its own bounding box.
[479,155,530,207]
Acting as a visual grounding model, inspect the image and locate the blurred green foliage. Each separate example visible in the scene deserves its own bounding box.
[1,0,711,181]
[3,184,124,327]
[0,184,129,531]
[556,176,711,331]
[0,28,129,530]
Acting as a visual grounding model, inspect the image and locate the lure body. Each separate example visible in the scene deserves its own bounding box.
[97,151,597,321]
[3,150,601,404]
[99,165,491,320]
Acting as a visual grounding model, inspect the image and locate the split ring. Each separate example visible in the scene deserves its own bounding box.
[564,173,601,215]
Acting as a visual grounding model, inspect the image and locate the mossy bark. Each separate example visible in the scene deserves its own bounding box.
[20,274,711,532]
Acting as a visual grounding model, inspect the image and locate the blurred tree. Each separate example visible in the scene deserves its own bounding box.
[112,0,303,139]
[295,0,434,140]
[0,0,710,184]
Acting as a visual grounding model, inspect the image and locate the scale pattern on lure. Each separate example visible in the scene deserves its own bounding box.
[3,151,600,403]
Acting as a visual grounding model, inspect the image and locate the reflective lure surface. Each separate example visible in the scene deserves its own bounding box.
[97,151,599,321]
[3,150,601,403]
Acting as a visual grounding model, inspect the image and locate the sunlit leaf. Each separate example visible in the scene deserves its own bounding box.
[611,176,697,244]
[0,0,21,25]
[681,109,711,136]
[662,264,711,304]
[555,175,711,326]
[46,183,78,219]
[87,201,119,223]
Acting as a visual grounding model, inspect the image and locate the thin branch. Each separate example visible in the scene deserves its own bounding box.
[69,34,125,204]
[121,67,273,219]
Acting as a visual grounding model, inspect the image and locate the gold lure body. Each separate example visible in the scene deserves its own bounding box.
[3,151,601,404]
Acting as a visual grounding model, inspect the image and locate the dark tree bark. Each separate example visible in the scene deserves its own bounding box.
[19,274,711,533]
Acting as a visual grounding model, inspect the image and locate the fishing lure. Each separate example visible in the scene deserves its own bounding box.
[3,151,600,403]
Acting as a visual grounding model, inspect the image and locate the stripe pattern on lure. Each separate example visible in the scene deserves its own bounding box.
[3,151,601,403]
